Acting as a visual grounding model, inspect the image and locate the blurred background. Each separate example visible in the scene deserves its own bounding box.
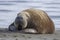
[0,0,60,30]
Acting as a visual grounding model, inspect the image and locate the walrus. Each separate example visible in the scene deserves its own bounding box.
[8,8,55,34]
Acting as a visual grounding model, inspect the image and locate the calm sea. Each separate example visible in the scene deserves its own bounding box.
[0,0,60,30]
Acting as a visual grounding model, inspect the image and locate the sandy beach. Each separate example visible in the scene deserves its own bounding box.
[0,28,59,40]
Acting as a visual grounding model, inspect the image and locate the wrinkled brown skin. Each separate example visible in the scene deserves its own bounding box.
[9,8,55,34]
[22,8,55,34]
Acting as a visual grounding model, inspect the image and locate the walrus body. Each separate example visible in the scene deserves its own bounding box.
[9,8,55,34]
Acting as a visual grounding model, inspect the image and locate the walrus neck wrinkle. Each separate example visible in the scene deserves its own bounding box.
[21,12,28,28]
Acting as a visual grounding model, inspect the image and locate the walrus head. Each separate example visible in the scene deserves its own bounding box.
[14,12,28,30]
[14,16,23,30]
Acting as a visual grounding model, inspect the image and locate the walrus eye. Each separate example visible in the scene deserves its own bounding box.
[16,16,23,20]
[15,16,23,24]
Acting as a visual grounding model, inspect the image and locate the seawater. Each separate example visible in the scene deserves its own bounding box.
[0,0,60,30]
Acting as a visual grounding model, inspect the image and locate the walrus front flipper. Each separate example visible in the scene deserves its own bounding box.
[8,23,17,31]
[20,28,38,34]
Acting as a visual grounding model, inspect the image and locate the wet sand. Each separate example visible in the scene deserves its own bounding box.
[0,28,60,40]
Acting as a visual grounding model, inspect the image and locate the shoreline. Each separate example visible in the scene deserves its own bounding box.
[0,28,59,40]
